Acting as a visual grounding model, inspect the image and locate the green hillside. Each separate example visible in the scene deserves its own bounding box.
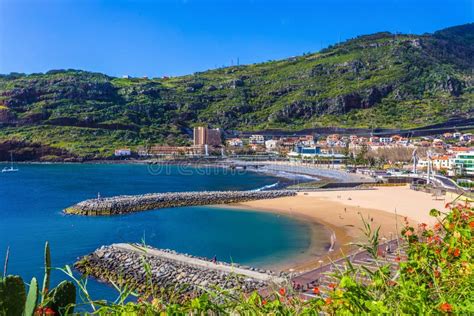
[0,24,472,159]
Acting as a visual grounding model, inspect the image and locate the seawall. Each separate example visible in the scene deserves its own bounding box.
[75,244,286,298]
[64,190,296,216]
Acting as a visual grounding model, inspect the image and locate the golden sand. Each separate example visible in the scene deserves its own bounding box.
[223,185,447,272]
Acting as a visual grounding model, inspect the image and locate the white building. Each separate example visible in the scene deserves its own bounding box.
[265,140,279,152]
[249,135,265,144]
[114,148,131,156]
[450,151,474,176]
[369,136,380,143]
[379,137,393,143]
[299,135,315,146]
[418,156,451,171]
[226,138,243,147]
[397,139,410,146]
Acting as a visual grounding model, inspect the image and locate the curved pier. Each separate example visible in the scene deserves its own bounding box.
[64,190,296,216]
[75,244,286,297]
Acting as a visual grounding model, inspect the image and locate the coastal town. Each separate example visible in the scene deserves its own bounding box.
[113,126,474,184]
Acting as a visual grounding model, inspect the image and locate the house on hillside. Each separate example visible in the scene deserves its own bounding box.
[432,139,445,149]
[114,148,131,157]
[226,138,243,147]
[380,137,392,144]
[265,139,280,152]
[249,135,265,145]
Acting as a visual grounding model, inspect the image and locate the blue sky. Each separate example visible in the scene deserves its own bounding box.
[0,0,472,77]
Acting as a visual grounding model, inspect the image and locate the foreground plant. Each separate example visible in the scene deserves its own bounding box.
[324,202,474,314]
[0,242,76,316]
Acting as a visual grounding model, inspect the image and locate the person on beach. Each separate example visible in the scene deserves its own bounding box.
[329,232,336,252]
[212,255,217,264]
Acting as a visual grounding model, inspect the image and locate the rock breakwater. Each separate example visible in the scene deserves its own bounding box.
[75,244,286,298]
[64,190,296,215]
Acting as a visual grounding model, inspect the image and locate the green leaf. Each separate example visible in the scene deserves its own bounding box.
[49,280,76,315]
[0,275,26,316]
[41,242,51,303]
[24,277,38,316]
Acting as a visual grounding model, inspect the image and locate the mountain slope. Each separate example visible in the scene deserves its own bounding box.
[0,24,472,159]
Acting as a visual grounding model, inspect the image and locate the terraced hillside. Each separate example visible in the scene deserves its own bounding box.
[0,24,472,159]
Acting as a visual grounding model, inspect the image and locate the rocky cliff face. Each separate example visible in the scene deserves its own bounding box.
[0,24,472,158]
[0,139,79,161]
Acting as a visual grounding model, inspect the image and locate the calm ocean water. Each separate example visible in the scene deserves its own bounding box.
[0,163,320,301]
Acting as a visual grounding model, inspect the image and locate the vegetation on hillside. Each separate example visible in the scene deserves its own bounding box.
[0,24,472,159]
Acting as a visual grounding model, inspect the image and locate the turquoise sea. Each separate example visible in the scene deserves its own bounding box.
[0,163,323,301]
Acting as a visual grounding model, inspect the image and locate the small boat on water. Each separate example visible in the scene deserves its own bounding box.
[2,152,19,173]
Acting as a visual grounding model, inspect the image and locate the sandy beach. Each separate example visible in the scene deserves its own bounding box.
[226,185,447,272]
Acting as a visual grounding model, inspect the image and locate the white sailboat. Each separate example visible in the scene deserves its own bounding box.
[2,152,19,173]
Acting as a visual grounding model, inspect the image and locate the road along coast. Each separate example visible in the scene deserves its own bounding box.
[64,190,296,215]
[75,243,287,297]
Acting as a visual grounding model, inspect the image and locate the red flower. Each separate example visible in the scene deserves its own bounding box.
[419,223,427,230]
[44,307,56,316]
[395,256,401,262]
[279,288,286,296]
[328,283,337,290]
[434,270,440,278]
[313,287,320,294]
[262,299,267,306]
[434,223,442,231]
[325,298,332,305]
[34,307,56,316]
[440,302,452,312]
[469,221,474,228]
[404,230,413,237]
[453,248,460,257]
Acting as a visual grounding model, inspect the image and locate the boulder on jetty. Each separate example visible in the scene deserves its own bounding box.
[64,190,296,216]
[75,244,286,299]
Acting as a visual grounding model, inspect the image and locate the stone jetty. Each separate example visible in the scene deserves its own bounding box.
[64,190,296,216]
[75,244,286,298]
